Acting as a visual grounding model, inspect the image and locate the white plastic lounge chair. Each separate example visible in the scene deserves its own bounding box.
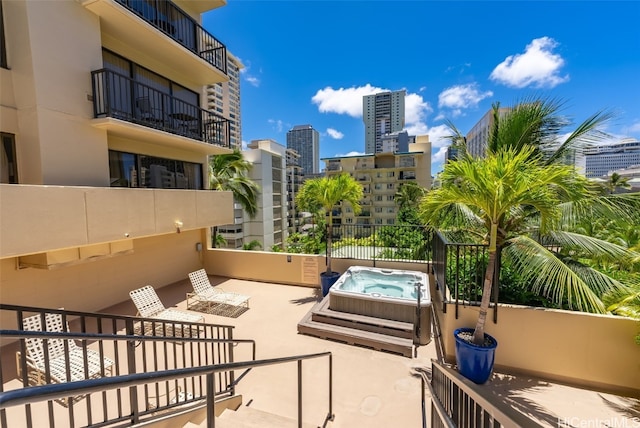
[129,285,204,336]
[187,269,250,316]
[16,312,114,406]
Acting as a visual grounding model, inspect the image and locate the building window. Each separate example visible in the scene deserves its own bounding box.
[1,133,17,183]
[108,150,202,189]
[0,0,7,69]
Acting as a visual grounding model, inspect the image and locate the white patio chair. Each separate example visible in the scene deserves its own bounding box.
[129,285,204,337]
[16,312,114,406]
[186,269,250,316]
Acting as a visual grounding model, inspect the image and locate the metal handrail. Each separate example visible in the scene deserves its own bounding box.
[426,360,538,427]
[0,349,334,428]
[0,304,245,427]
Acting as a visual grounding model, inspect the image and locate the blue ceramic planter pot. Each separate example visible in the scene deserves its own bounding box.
[453,327,498,384]
[320,271,341,297]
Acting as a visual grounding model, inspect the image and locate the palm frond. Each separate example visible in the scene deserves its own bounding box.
[603,285,640,319]
[545,230,633,260]
[504,235,609,313]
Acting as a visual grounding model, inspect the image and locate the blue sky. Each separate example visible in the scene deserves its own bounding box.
[203,1,640,174]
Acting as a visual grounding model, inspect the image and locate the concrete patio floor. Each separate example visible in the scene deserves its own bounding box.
[4,276,637,427]
[104,276,639,428]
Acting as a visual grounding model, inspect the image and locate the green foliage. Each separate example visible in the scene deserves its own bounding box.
[242,240,262,251]
[296,174,363,273]
[285,232,325,255]
[210,150,260,218]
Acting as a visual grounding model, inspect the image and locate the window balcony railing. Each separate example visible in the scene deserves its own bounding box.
[91,68,230,148]
[115,0,227,75]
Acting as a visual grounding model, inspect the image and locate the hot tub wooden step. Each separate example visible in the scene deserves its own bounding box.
[311,297,414,339]
[298,308,414,358]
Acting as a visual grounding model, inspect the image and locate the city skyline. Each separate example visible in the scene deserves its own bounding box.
[203,1,640,174]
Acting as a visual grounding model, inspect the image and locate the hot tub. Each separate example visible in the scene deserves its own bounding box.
[329,266,431,345]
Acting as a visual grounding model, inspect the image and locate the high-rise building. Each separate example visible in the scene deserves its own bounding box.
[286,125,319,175]
[285,149,305,234]
[206,53,243,150]
[218,139,288,250]
[244,139,288,249]
[363,90,406,154]
[323,136,431,229]
[465,107,510,158]
[0,0,233,308]
[583,139,640,178]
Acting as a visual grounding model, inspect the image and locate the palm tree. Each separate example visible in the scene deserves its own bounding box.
[395,181,427,225]
[242,240,262,251]
[421,146,615,344]
[606,173,631,194]
[395,181,426,210]
[296,173,363,275]
[209,150,260,247]
[420,98,640,347]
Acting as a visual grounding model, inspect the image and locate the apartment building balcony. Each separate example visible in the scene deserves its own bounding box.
[91,69,231,155]
[0,184,233,261]
[81,0,227,86]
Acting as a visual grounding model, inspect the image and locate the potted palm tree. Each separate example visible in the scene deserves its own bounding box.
[296,173,363,296]
[419,99,638,383]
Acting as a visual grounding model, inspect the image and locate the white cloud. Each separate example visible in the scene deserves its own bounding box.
[268,119,284,132]
[432,146,449,164]
[406,92,433,130]
[490,37,569,88]
[245,76,260,87]
[425,124,454,149]
[623,121,640,135]
[438,83,493,110]
[311,84,384,117]
[312,84,433,138]
[239,60,261,87]
[326,128,344,139]
[334,151,365,157]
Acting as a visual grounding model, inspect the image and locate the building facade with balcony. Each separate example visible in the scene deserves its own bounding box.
[0,0,236,313]
[244,139,288,250]
[206,52,243,150]
[322,137,431,232]
[363,90,406,154]
[286,124,319,176]
[285,148,305,234]
[465,107,510,158]
[583,139,640,178]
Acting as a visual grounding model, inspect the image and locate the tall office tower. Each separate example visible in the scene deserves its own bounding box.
[286,125,320,175]
[323,135,431,232]
[363,90,406,154]
[465,107,510,158]
[206,53,243,150]
[583,139,640,178]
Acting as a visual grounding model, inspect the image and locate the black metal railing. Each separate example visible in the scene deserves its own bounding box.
[91,69,230,148]
[329,224,433,265]
[432,231,500,321]
[0,304,255,427]
[416,360,535,427]
[114,0,227,75]
[0,336,332,428]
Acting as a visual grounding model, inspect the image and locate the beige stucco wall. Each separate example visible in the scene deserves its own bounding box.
[0,184,233,258]
[205,249,431,289]
[0,230,206,330]
[8,0,108,186]
[431,281,640,396]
